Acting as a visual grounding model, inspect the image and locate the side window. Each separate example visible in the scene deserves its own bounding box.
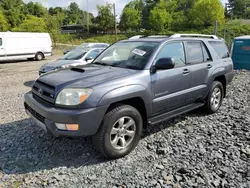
[156,42,186,68]
[209,41,229,59]
[201,43,212,61]
[0,38,2,46]
[186,41,203,64]
[86,50,100,59]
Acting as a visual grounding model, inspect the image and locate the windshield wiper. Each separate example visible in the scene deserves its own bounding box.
[92,62,110,66]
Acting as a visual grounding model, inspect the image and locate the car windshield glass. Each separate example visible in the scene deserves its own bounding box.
[92,41,159,70]
[61,50,87,60]
[76,43,88,49]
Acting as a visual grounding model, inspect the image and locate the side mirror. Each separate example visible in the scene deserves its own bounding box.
[155,57,175,70]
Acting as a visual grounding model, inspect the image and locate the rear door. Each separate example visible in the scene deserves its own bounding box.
[185,41,213,101]
[0,38,5,59]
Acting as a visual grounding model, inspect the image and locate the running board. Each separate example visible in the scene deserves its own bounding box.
[148,102,205,125]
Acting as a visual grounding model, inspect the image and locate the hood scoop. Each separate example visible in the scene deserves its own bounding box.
[70,67,85,73]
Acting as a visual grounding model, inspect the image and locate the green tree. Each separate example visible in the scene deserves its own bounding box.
[119,7,142,32]
[189,0,225,28]
[228,0,250,18]
[25,2,47,17]
[48,7,65,15]
[0,10,9,31]
[141,0,159,29]
[176,0,196,15]
[45,14,62,44]
[13,15,46,32]
[171,11,187,30]
[0,0,26,28]
[148,0,174,32]
[95,4,115,33]
[64,2,83,25]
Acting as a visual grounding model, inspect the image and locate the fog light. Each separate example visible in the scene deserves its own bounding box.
[66,124,79,131]
[55,123,66,130]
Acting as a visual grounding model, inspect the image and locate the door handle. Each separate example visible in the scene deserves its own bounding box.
[183,69,190,75]
[207,64,213,69]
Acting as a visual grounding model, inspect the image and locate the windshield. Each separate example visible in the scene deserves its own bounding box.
[61,49,87,60]
[92,41,159,70]
[76,43,88,49]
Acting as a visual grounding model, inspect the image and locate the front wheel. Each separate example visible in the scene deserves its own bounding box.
[92,104,143,159]
[204,81,224,113]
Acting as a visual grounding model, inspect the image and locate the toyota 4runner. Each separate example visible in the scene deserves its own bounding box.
[24,34,234,159]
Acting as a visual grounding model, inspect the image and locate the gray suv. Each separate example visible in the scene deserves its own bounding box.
[24,34,234,159]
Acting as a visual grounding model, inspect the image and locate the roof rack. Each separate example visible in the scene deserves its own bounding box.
[170,34,219,39]
[147,35,169,38]
[129,35,169,40]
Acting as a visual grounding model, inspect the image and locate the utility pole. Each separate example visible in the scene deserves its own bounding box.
[87,0,89,34]
[113,3,117,41]
[213,20,218,35]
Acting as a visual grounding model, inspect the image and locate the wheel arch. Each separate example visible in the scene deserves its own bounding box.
[213,75,227,98]
[36,51,45,58]
[105,97,148,129]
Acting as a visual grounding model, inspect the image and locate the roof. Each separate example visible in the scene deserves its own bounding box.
[123,37,222,43]
[125,34,223,43]
[234,35,250,40]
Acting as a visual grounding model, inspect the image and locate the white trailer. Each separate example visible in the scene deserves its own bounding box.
[0,32,52,61]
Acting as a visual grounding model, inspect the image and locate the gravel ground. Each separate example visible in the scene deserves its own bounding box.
[0,59,249,188]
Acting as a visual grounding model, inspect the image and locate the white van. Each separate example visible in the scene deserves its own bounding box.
[0,32,52,61]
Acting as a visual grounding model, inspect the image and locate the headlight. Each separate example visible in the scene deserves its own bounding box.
[61,63,79,69]
[56,88,93,106]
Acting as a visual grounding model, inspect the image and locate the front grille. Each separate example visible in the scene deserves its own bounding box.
[25,103,45,123]
[32,80,55,104]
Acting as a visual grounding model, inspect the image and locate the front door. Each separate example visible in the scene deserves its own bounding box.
[151,41,192,115]
[0,38,5,60]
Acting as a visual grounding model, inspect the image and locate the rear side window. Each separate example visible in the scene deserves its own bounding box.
[201,43,212,61]
[0,38,2,46]
[209,41,229,59]
[186,41,203,64]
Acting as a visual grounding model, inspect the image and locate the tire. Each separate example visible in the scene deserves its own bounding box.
[204,81,224,114]
[92,104,143,159]
[35,52,44,61]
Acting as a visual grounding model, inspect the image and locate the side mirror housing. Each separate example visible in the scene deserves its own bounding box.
[155,57,175,70]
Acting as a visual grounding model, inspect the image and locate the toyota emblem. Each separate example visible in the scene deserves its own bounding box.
[38,88,43,95]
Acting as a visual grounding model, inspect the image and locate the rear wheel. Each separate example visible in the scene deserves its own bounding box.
[204,81,224,113]
[92,104,143,159]
[35,52,44,61]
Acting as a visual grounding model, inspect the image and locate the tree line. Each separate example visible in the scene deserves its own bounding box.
[0,0,249,38]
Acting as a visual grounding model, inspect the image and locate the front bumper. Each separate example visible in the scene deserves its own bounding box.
[24,91,108,137]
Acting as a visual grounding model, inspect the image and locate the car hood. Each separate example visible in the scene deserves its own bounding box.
[38,65,139,89]
[42,60,82,68]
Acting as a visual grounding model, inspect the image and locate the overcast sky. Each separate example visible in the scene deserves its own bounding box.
[23,0,228,17]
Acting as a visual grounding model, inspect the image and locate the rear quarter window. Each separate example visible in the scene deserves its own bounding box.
[209,41,229,59]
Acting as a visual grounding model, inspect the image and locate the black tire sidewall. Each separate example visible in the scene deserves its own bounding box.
[101,106,143,159]
[207,81,224,113]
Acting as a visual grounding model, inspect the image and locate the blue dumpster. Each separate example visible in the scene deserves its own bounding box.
[231,36,250,70]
